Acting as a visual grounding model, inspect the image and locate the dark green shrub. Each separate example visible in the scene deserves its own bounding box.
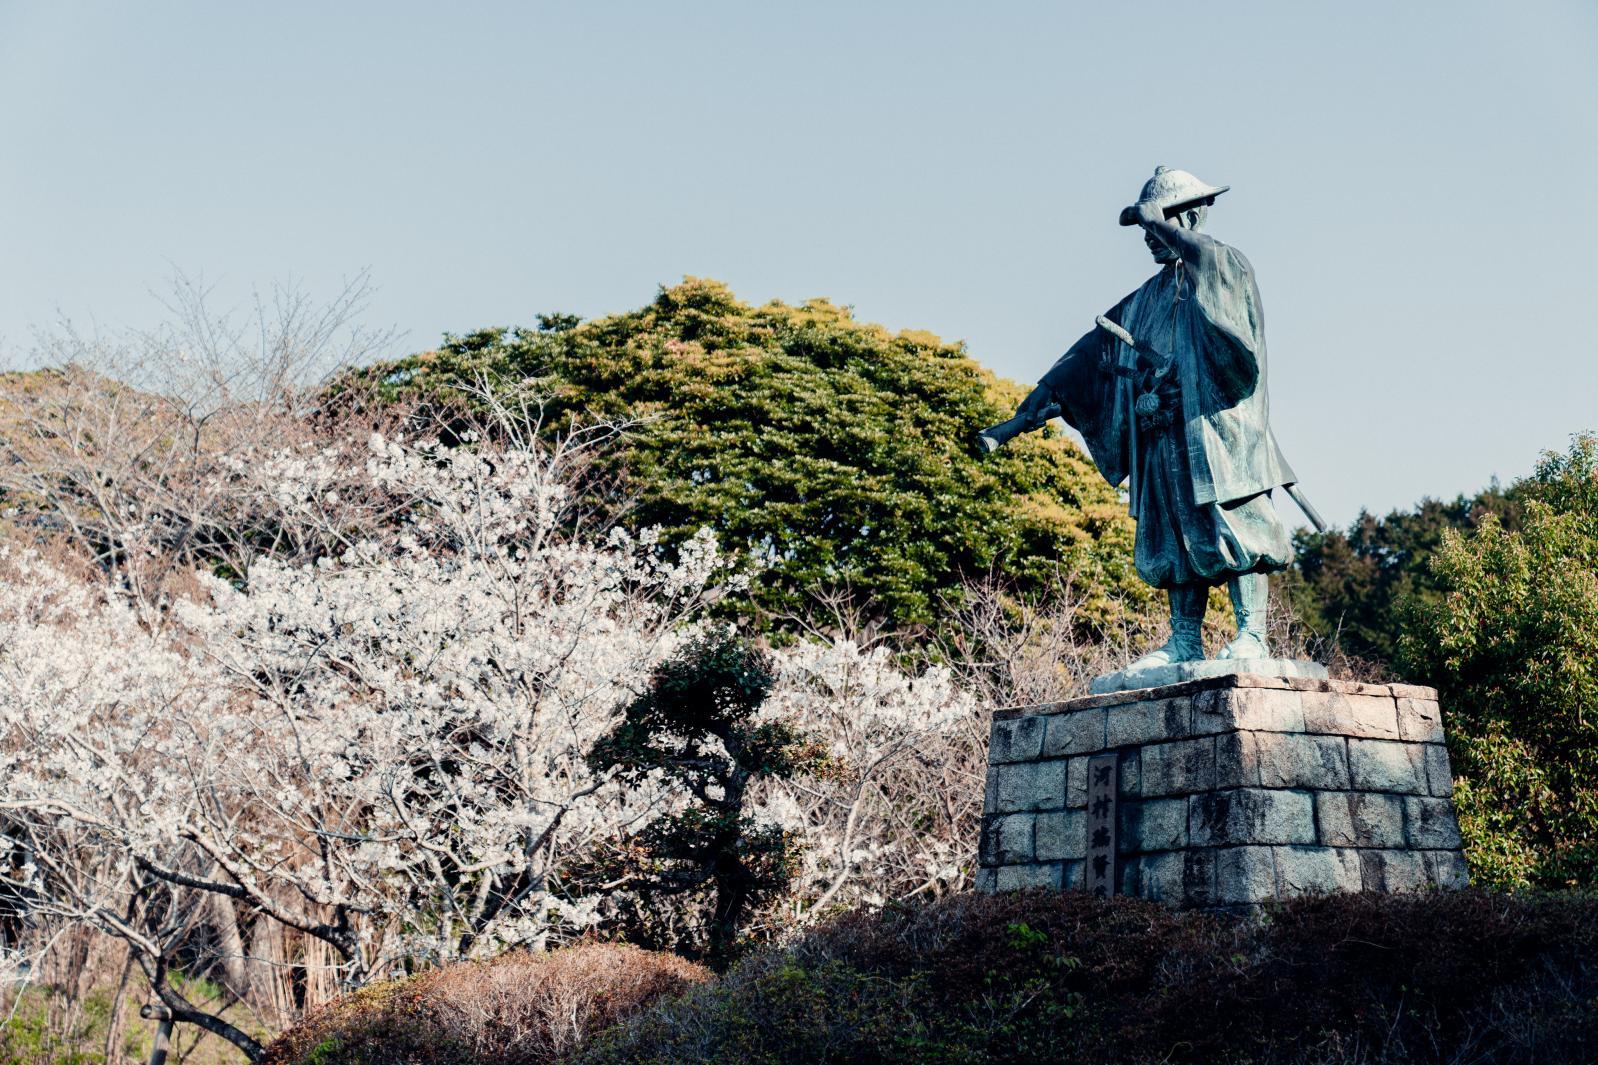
[586,632,828,967]
[574,888,1598,1065]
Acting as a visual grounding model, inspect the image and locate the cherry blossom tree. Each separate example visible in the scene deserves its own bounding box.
[757,637,981,917]
[0,389,998,1058]
[0,423,733,1058]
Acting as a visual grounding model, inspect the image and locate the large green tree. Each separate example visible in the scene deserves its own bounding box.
[345,278,1148,631]
[1398,436,1598,889]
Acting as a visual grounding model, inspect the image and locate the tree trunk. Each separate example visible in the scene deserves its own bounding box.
[209,894,249,999]
[248,914,296,1031]
[103,946,135,1065]
[300,928,340,1010]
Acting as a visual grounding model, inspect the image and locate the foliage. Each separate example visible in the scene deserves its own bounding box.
[755,635,981,919]
[0,424,725,991]
[259,943,708,1065]
[576,888,1598,1065]
[1281,486,1518,667]
[339,278,1149,631]
[0,387,987,1058]
[0,988,113,1065]
[587,633,828,966]
[1398,436,1598,890]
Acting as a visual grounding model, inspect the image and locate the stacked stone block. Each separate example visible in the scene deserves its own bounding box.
[975,674,1468,909]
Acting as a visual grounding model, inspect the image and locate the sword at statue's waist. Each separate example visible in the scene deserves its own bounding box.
[1095,316,1173,377]
[1283,484,1329,534]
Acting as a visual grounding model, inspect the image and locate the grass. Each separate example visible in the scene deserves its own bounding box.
[1,983,264,1065]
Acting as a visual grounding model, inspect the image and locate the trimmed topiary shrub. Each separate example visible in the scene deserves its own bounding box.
[586,631,828,968]
[260,943,709,1065]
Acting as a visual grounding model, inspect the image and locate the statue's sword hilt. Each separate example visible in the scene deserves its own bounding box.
[1095,315,1171,378]
[1094,315,1139,351]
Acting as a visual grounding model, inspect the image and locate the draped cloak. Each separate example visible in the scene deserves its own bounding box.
[1039,235,1297,587]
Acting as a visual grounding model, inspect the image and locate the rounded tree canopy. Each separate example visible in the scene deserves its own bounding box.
[341,278,1150,632]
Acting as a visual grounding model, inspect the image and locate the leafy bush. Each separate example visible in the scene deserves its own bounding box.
[260,943,709,1065]
[340,278,1148,631]
[1398,436,1598,889]
[576,888,1598,1065]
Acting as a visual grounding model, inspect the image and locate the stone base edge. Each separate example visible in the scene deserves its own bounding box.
[997,672,1437,721]
[976,845,1469,907]
[1090,657,1328,696]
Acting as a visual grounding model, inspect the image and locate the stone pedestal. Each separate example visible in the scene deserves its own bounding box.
[974,674,1469,909]
[1089,657,1328,695]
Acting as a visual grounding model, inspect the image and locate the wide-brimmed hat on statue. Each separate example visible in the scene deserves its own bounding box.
[1119,165,1229,225]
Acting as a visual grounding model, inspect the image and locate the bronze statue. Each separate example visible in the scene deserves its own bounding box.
[981,167,1323,675]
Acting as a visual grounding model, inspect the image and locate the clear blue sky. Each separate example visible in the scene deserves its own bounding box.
[3,1,1595,526]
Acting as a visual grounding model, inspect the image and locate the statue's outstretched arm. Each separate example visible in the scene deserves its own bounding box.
[976,321,1108,453]
[977,381,1060,453]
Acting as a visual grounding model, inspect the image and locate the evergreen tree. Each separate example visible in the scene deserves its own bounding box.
[1282,488,1519,665]
[587,631,827,965]
[341,278,1149,632]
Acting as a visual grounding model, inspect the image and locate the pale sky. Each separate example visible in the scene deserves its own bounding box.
[3,1,1595,525]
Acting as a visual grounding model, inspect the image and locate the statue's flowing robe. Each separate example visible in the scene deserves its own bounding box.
[1039,236,1295,588]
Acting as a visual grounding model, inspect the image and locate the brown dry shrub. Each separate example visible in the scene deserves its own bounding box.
[260,942,708,1065]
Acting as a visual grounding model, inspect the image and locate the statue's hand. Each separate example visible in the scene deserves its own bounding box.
[1119,201,1164,227]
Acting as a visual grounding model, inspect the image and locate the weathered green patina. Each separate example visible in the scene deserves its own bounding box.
[981,167,1311,674]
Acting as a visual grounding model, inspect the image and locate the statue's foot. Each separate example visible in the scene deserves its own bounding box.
[1217,631,1270,660]
[1126,637,1204,672]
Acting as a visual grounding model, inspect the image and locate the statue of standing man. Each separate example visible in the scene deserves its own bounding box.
[981,167,1324,684]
